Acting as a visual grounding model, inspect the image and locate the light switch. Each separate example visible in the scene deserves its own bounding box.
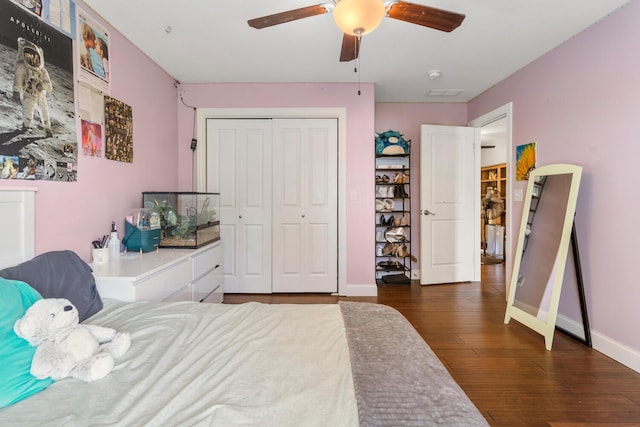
[514,189,523,202]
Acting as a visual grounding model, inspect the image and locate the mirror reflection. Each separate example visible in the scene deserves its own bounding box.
[504,164,587,350]
[514,173,572,319]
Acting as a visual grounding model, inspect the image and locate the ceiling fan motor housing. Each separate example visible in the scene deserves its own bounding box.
[333,0,386,36]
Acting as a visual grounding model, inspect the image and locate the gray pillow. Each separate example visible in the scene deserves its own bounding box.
[0,250,102,322]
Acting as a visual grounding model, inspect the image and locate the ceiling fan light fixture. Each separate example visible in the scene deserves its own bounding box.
[333,0,386,36]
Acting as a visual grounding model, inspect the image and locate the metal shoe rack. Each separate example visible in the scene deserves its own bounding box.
[375,153,411,285]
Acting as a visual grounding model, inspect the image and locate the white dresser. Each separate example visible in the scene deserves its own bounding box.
[92,241,223,303]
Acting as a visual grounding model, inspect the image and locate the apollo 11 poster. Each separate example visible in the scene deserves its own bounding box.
[0,0,77,181]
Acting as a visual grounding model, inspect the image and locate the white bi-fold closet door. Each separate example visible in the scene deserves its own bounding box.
[206,118,338,294]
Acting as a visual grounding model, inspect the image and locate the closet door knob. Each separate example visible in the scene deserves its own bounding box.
[239,215,243,219]
[301,214,306,218]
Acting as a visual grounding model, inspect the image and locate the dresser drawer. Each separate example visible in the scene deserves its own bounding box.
[193,242,223,280]
[192,268,224,302]
[201,284,223,303]
[134,258,192,301]
[163,283,193,302]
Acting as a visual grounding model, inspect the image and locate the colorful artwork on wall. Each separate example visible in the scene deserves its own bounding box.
[516,142,536,181]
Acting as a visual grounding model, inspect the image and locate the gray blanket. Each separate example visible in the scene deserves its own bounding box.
[339,302,489,426]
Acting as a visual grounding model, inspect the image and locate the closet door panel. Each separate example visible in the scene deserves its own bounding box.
[245,129,267,208]
[273,119,337,293]
[308,223,329,274]
[206,119,272,294]
[281,223,302,276]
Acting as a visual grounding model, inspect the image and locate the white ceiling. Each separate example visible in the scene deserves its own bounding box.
[82,0,630,102]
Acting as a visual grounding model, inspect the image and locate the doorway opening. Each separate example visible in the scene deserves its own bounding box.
[469,103,513,298]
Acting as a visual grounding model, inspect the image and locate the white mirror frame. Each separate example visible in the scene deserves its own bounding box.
[504,163,582,350]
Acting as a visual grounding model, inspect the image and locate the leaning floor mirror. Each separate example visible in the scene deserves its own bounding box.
[504,163,586,350]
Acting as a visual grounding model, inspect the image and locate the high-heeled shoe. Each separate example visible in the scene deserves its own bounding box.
[379,214,386,226]
[400,215,409,226]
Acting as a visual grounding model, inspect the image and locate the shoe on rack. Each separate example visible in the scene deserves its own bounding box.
[376,175,383,184]
[400,215,409,226]
[383,199,394,211]
[381,243,394,256]
[376,199,387,212]
[388,186,396,198]
[379,214,386,226]
[377,186,388,198]
[385,215,395,226]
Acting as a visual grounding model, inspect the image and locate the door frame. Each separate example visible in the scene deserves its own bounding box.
[195,108,347,296]
[469,102,513,299]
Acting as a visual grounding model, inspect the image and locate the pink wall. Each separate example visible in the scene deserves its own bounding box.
[375,103,468,271]
[468,1,640,355]
[0,12,179,262]
[176,83,376,286]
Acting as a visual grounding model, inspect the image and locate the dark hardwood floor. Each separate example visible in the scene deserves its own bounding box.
[224,264,640,426]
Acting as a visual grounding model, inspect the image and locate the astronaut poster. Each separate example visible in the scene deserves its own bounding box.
[0,0,77,181]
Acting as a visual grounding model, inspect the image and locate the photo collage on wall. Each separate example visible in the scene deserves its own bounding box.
[104,95,133,163]
[0,0,77,181]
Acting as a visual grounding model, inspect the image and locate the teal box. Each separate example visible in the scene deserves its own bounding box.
[123,222,161,252]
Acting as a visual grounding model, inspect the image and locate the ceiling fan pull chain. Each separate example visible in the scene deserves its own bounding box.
[356,35,361,95]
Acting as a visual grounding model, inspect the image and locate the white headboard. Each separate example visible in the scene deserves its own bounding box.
[0,188,36,269]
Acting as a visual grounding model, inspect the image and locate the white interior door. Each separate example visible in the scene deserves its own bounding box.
[206,119,272,293]
[271,119,338,293]
[420,124,480,285]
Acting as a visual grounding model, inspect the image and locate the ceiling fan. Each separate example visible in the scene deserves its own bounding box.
[248,0,465,62]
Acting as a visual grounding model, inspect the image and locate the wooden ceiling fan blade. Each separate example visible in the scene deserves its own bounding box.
[248,5,329,29]
[340,34,360,62]
[386,1,465,32]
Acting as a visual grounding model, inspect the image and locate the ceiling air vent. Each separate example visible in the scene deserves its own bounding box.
[426,89,464,97]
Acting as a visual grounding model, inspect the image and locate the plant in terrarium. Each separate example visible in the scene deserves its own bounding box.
[147,199,179,239]
[170,214,196,239]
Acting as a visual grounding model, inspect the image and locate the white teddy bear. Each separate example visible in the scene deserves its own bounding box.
[14,298,131,382]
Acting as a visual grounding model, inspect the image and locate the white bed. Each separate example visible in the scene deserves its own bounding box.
[0,297,489,426]
[0,300,359,426]
[0,189,488,426]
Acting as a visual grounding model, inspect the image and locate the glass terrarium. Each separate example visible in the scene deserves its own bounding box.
[142,192,220,248]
